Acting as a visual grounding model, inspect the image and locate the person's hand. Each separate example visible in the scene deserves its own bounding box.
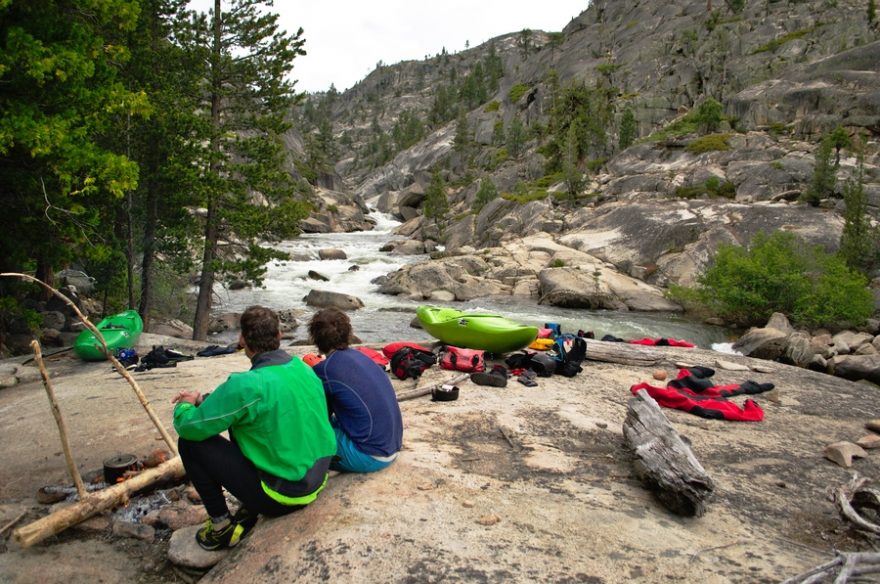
[171,390,202,406]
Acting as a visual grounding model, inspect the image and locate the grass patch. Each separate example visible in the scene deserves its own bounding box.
[484,100,500,113]
[752,27,817,54]
[508,83,530,103]
[647,112,701,142]
[686,133,731,154]
[673,177,736,200]
[501,188,549,204]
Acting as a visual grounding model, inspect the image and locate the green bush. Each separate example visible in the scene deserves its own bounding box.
[673,177,736,199]
[686,133,731,154]
[508,83,530,104]
[672,231,873,328]
[484,101,500,113]
[752,28,815,54]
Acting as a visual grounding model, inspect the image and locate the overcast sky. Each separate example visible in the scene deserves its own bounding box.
[188,1,589,93]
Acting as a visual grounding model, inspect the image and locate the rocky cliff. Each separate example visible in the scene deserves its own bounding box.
[295,0,880,309]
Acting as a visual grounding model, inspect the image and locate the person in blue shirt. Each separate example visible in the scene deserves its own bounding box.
[308,308,403,473]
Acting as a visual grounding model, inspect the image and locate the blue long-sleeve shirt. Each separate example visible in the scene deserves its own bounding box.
[313,349,403,457]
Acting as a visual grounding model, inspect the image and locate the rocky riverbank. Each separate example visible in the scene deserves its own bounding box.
[1,335,879,583]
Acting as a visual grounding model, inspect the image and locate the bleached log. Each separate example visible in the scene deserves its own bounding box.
[623,389,715,516]
[13,456,184,548]
[584,340,665,367]
[396,373,469,402]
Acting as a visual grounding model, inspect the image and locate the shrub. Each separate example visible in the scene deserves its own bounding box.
[484,101,500,113]
[686,133,731,154]
[752,27,816,54]
[551,259,566,268]
[508,83,530,104]
[675,231,873,328]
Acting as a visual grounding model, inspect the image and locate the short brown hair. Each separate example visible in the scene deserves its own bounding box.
[240,305,280,354]
[309,308,351,354]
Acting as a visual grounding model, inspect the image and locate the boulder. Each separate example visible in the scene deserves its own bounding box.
[307,270,330,282]
[390,240,427,255]
[856,434,880,449]
[766,313,794,336]
[781,331,813,368]
[208,313,241,334]
[276,309,300,334]
[303,289,364,311]
[832,331,874,353]
[732,326,789,361]
[158,502,209,531]
[148,319,194,339]
[168,525,228,569]
[830,354,880,384]
[41,311,66,331]
[318,248,348,260]
[537,267,681,312]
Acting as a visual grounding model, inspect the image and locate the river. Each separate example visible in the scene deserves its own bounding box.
[214,212,734,349]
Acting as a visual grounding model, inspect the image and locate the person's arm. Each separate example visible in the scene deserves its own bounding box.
[172,377,256,440]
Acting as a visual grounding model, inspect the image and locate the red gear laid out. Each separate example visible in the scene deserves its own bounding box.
[668,368,775,399]
[630,382,765,421]
[627,338,695,348]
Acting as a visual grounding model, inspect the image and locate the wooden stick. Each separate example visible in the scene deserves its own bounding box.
[0,510,27,537]
[12,456,184,548]
[0,273,177,455]
[396,373,469,402]
[30,340,87,499]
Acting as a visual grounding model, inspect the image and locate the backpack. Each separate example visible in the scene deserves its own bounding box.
[440,346,485,373]
[555,336,587,378]
[389,346,437,380]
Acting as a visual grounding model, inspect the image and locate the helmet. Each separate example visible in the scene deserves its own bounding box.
[115,348,139,367]
[529,353,557,377]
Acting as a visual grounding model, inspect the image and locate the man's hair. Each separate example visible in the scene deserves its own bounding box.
[240,305,280,354]
[309,308,351,354]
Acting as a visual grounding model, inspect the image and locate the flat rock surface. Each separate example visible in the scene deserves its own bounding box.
[1,338,879,583]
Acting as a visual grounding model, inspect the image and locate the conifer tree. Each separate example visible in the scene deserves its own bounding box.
[474,178,498,212]
[184,0,310,340]
[839,156,875,273]
[423,170,449,226]
[619,108,637,150]
[802,135,836,207]
[507,118,528,159]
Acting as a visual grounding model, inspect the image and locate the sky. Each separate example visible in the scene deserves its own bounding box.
[188,1,589,93]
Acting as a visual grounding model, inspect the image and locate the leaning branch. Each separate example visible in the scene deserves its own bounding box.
[0,273,177,455]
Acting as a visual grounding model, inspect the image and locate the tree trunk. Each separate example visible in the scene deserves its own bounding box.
[138,153,160,328]
[192,0,223,342]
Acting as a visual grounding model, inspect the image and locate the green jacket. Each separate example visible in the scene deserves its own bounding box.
[173,350,336,484]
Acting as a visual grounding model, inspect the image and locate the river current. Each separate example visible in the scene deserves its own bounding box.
[213,212,733,349]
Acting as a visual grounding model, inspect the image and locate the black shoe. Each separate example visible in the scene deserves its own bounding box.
[232,506,259,534]
[195,518,249,551]
[471,365,508,387]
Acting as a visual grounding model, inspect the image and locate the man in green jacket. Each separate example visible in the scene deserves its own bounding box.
[172,305,336,550]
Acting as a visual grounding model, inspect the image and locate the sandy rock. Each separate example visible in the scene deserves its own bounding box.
[159,501,209,531]
[148,319,194,339]
[652,370,668,381]
[806,354,829,373]
[856,434,880,449]
[168,525,228,569]
[824,441,868,468]
[714,359,750,372]
[830,354,880,384]
[766,313,794,335]
[732,326,789,360]
[751,365,776,374]
[75,514,111,533]
[476,515,501,526]
[866,419,880,433]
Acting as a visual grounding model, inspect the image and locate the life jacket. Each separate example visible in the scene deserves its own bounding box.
[389,346,437,380]
[382,341,434,359]
[440,346,485,373]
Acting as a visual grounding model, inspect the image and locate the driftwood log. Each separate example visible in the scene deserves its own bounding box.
[12,456,185,548]
[623,389,715,516]
[779,552,880,584]
[834,474,880,536]
[585,340,667,367]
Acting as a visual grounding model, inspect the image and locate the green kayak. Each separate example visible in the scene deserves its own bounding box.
[416,305,538,354]
[73,309,144,361]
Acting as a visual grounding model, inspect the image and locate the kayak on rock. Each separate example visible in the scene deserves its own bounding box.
[416,305,539,354]
[73,309,144,361]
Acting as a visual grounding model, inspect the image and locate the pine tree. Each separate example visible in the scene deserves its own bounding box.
[802,135,836,207]
[619,108,637,150]
[185,0,310,340]
[454,110,472,155]
[423,170,449,226]
[839,157,875,273]
[563,124,585,204]
[507,117,528,159]
[474,178,498,212]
